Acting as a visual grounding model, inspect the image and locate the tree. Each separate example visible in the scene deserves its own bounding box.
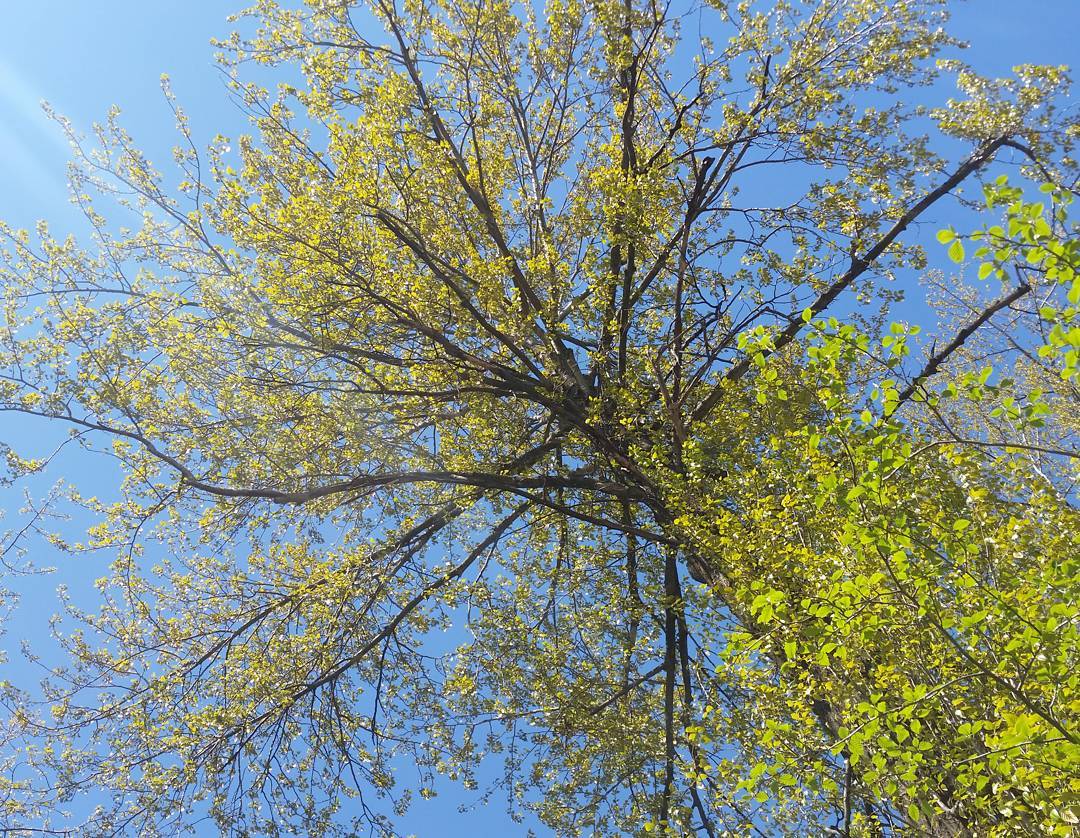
[0,0,1077,834]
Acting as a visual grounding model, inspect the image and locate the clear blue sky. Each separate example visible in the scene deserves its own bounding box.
[0,1,1076,835]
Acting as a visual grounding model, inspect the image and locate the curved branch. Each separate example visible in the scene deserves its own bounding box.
[894,282,1031,408]
[690,136,1011,425]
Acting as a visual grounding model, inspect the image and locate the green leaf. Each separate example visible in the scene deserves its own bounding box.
[948,239,965,263]
[936,228,956,244]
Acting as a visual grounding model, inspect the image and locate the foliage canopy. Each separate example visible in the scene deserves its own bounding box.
[0,0,1078,834]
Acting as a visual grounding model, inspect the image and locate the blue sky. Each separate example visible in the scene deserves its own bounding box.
[0,1,1077,835]
[2,1,1077,232]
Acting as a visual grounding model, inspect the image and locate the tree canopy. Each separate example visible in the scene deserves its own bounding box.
[0,0,1077,834]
